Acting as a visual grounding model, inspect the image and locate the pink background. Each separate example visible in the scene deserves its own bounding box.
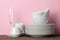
[0,0,60,35]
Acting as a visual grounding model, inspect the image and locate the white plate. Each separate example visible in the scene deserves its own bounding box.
[25,24,55,37]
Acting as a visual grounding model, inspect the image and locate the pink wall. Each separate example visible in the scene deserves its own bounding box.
[0,0,10,35]
[0,0,60,35]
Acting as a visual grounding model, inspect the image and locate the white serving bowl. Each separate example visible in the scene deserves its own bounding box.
[25,24,55,37]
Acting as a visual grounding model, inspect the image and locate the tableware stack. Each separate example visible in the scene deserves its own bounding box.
[25,9,55,37]
[25,24,54,37]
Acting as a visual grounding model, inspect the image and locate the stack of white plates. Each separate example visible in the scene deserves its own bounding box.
[25,24,55,37]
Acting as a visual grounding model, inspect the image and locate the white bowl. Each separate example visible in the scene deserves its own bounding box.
[25,24,55,37]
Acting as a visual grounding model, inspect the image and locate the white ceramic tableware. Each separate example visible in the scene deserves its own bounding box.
[25,24,54,37]
[10,23,24,37]
[10,27,21,37]
[32,9,49,24]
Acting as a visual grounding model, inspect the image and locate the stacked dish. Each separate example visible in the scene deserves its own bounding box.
[25,24,54,37]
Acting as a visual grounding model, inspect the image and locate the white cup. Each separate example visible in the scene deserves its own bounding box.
[10,23,24,37]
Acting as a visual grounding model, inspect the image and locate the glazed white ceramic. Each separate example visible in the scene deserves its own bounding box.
[32,9,49,24]
[15,23,24,34]
[10,23,24,37]
[25,24,54,37]
[10,27,21,37]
